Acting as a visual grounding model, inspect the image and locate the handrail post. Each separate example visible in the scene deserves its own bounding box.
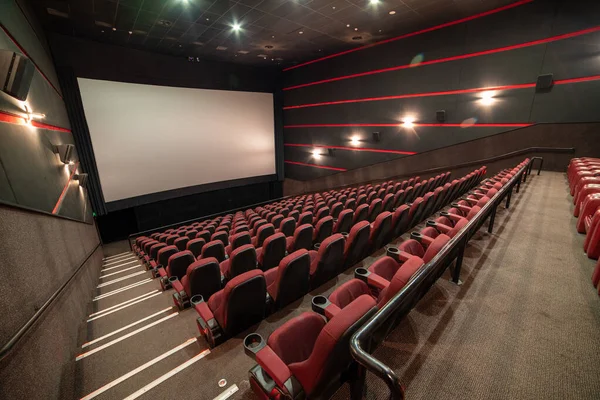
[488,203,497,233]
[505,186,513,209]
[537,158,544,175]
[452,237,466,284]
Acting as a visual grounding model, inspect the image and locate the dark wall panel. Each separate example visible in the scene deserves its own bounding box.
[282,0,600,181]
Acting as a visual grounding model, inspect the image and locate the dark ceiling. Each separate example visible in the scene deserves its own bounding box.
[30,0,517,67]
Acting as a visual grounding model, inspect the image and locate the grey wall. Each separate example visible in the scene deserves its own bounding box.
[283,122,600,196]
[282,0,600,181]
[0,1,91,221]
[0,2,102,399]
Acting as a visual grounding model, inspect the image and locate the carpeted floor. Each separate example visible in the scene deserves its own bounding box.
[340,171,600,400]
[75,171,600,400]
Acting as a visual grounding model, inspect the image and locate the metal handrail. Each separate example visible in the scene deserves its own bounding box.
[349,159,534,400]
[0,242,102,362]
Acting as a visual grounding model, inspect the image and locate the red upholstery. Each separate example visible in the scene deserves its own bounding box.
[343,220,371,267]
[265,249,310,307]
[252,224,275,248]
[220,244,257,279]
[201,240,226,263]
[256,233,286,271]
[333,209,354,234]
[368,256,400,281]
[309,234,345,282]
[329,279,373,309]
[577,194,600,233]
[286,224,314,252]
[378,256,424,307]
[353,204,369,224]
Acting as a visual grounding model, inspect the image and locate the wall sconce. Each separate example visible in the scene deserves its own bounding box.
[53,144,74,164]
[75,173,88,188]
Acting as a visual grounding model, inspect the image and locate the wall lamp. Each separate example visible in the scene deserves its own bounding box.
[74,173,88,188]
[53,144,75,164]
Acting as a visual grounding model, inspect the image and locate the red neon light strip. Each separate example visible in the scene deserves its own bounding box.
[284,83,536,110]
[52,162,80,214]
[284,26,600,91]
[285,123,533,128]
[284,160,347,172]
[0,24,63,99]
[285,143,416,155]
[284,74,600,110]
[283,0,533,72]
[0,110,71,132]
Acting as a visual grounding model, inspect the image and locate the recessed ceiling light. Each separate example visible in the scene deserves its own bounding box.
[370,0,379,4]
[354,27,358,31]
[206,18,209,21]
[346,24,350,27]
[332,6,336,9]
[379,29,382,33]
[257,54,267,58]
[480,91,495,106]
[312,149,321,158]
[350,136,360,145]
[272,35,275,38]
[402,117,415,128]
[232,23,241,31]
[238,50,249,54]
[101,30,104,33]
[128,31,133,34]
[389,10,396,15]
[112,27,116,31]
[216,46,228,50]
[299,31,303,34]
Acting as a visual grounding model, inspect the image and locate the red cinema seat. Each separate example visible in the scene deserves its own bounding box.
[196,230,211,243]
[272,214,284,229]
[264,249,311,310]
[252,224,276,248]
[368,211,393,252]
[276,217,296,237]
[382,193,395,212]
[299,211,313,226]
[172,257,222,310]
[211,231,229,247]
[367,198,382,223]
[353,204,368,225]
[151,245,178,275]
[343,221,371,268]
[244,295,377,399]
[423,216,468,238]
[286,224,314,253]
[574,185,600,217]
[330,202,343,219]
[220,244,257,280]
[256,233,286,271]
[308,233,345,287]
[577,194,600,233]
[313,216,334,245]
[194,269,267,347]
[391,204,411,238]
[584,210,600,258]
[174,236,189,251]
[333,209,354,234]
[186,238,206,258]
[201,240,226,263]
[397,233,450,263]
[157,250,195,290]
[313,207,330,224]
[226,232,252,256]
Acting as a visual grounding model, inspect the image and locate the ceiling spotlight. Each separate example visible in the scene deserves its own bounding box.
[112,27,116,31]
[480,91,495,106]
[370,0,379,4]
[128,30,132,34]
[354,27,358,31]
[350,136,360,145]
[347,24,350,28]
[402,117,415,128]
[389,10,396,15]
[232,23,241,31]
[312,149,321,159]
[299,31,303,34]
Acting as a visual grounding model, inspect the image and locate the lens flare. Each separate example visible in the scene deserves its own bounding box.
[461,117,478,128]
[410,53,424,67]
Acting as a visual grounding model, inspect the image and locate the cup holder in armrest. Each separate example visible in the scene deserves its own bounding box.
[410,232,423,241]
[341,232,349,239]
[314,243,321,251]
[450,202,460,207]
[168,276,179,283]
[311,295,331,316]
[190,295,204,306]
[243,333,266,360]
[440,211,450,217]
[426,220,437,228]
[386,247,400,262]
[354,267,370,283]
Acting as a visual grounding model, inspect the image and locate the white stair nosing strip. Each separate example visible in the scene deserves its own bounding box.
[77,313,178,361]
[103,257,137,267]
[99,265,143,279]
[122,348,212,400]
[89,291,159,318]
[213,385,239,400]
[101,260,139,272]
[103,252,132,260]
[87,292,162,322]
[79,338,198,400]
[103,254,135,263]
[97,271,147,288]
[93,279,153,301]
[82,308,172,348]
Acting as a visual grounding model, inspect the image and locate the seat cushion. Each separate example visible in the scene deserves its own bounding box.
[268,312,325,365]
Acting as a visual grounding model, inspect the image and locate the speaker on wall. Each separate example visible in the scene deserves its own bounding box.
[436,110,446,123]
[536,73,554,92]
[372,132,381,142]
[0,50,35,101]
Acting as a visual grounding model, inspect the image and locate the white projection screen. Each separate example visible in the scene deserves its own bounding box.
[77,78,276,203]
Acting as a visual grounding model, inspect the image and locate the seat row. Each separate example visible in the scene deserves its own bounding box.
[244,160,531,399]
[567,157,600,296]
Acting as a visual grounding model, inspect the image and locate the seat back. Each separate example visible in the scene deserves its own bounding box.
[252,219,268,235]
[330,202,343,219]
[353,204,368,224]
[344,221,371,267]
[392,204,411,237]
[328,279,370,309]
[382,193,395,212]
[174,237,189,251]
[273,250,311,308]
[278,217,296,237]
[290,224,314,252]
[186,238,206,258]
[254,224,275,248]
[167,251,196,280]
[201,240,226,262]
[221,270,266,336]
[370,211,393,251]
[212,231,229,247]
[230,231,252,251]
[185,257,222,300]
[333,209,354,234]
[378,256,424,308]
[271,214,284,229]
[367,198,382,222]
[299,211,313,225]
[165,235,179,245]
[311,234,345,286]
[315,207,330,222]
[313,216,334,244]
[197,230,211,243]
[157,245,179,267]
[288,210,300,222]
[149,242,167,260]
[259,233,286,271]
[229,244,258,278]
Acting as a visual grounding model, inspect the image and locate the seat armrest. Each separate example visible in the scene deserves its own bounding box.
[172,279,184,293]
[256,346,294,389]
[194,298,215,323]
[355,267,389,290]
